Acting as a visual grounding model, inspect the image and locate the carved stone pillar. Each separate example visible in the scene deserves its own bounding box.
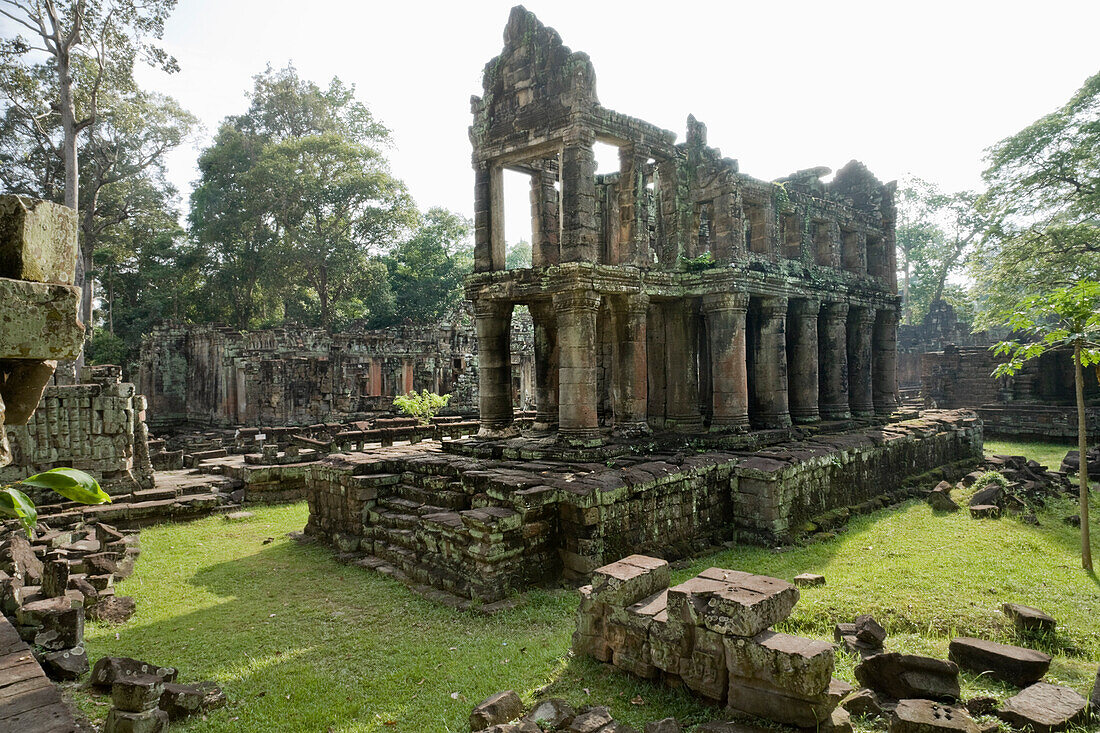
[664,301,704,432]
[560,131,598,263]
[473,163,494,272]
[610,293,649,434]
[554,289,601,444]
[752,297,791,428]
[474,299,513,433]
[531,168,560,267]
[530,301,559,431]
[702,292,750,431]
[786,298,820,423]
[847,306,875,417]
[818,302,850,419]
[618,145,649,266]
[873,306,899,415]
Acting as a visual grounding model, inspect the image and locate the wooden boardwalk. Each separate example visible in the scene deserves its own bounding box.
[0,615,78,733]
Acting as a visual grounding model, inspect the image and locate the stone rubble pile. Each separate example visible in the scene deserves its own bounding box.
[927,455,1075,519]
[0,522,140,679]
[1060,447,1100,477]
[572,555,851,731]
[93,655,226,732]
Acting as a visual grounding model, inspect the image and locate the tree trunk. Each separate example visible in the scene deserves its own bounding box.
[319,265,329,330]
[1077,340,1092,571]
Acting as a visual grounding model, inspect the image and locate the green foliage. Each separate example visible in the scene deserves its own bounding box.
[392,390,451,425]
[990,280,1100,378]
[681,251,716,272]
[505,240,532,270]
[972,471,1009,492]
[86,328,128,367]
[1,467,109,537]
[973,71,1100,328]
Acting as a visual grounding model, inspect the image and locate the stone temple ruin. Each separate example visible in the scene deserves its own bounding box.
[302,7,982,606]
[466,10,899,443]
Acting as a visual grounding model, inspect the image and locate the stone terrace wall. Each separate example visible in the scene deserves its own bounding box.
[0,366,154,495]
[305,410,982,602]
[139,314,535,431]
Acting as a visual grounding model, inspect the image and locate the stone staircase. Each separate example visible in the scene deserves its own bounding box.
[27,469,240,530]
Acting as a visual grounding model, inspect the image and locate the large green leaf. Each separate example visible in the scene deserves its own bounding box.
[19,467,111,505]
[0,487,38,537]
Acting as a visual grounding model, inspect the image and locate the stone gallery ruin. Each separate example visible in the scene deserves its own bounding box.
[303,7,981,605]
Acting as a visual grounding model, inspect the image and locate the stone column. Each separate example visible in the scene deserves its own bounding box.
[474,299,513,433]
[618,144,649,266]
[847,306,875,417]
[473,163,493,272]
[560,131,598,263]
[751,297,791,428]
[529,301,559,431]
[554,289,601,444]
[786,298,820,423]
[664,301,704,432]
[531,167,560,267]
[611,293,649,434]
[817,302,850,419]
[873,306,899,415]
[702,292,750,431]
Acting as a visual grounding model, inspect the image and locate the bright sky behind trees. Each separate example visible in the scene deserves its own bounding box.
[7,0,1098,246]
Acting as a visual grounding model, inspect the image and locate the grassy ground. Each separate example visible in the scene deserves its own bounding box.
[69,439,1100,732]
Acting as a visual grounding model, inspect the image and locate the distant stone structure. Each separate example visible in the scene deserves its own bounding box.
[465,7,899,444]
[137,312,535,431]
[897,300,989,389]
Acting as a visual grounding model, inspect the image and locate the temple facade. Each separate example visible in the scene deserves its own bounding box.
[465,7,900,445]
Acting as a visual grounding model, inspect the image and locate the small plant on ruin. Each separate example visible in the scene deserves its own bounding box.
[972,471,1009,494]
[0,467,111,538]
[681,252,717,272]
[393,390,451,425]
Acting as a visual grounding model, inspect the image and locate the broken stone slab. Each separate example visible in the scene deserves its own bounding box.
[947,637,1051,686]
[794,573,826,587]
[855,653,960,701]
[3,533,44,584]
[0,359,57,424]
[643,719,682,733]
[724,630,835,698]
[1001,602,1056,633]
[90,656,178,690]
[889,699,979,733]
[470,690,524,731]
[159,681,227,720]
[855,614,887,646]
[840,687,890,719]
[38,643,89,680]
[523,698,575,728]
[103,706,168,733]
[969,504,1000,519]
[997,682,1087,732]
[682,567,799,637]
[928,482,960,512]
[0,195,78,284]
[725,674,844,729]
[0,277,84,360]
[568,706,614,732]
[224,511,255,521]
[969,483,1004,507]
[89,596,137,624]
[17,596,83,649]
[111,674,165,712]
[589,555,670,607]
[482,722,541,733]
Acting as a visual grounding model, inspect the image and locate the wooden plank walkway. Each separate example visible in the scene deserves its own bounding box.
[0,614,78,733]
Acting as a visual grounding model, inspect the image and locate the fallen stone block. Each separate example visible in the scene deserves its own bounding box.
[38,644,89,680]
[0,195,78,284]
[997,682,1087,732]
[969,504,1000,519]
[725,674,841,729]
[103,706,168,733]
[17,596,83,650]
[855,653,960,701]
[89,595,137,624]
[159,681,227,720]
[889,698,979,733]
[841,687,888,719]
[724,630,834,698]
[523,698,575,729]
[928,482,960,512]
[1001,602,1056,633]
[948,637,1051,687]
[589,555,670,607]
[568,706,613,732]
[688,567,799,637]
[90,656,178,690]
[643,718,682,733]
[855,614,887,646]
[794,573,826,587]
[112,674,165,713]
[470,690,524,731]
[0,277,83,360]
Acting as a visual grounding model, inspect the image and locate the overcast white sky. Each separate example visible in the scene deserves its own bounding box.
[15,1,1100,245]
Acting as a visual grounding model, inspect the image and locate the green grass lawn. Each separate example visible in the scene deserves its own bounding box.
[71,439,1100,732]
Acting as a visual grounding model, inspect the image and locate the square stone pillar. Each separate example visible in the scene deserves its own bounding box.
[702,292,750,431]
[618,145,650,267]
[751,297,791,428]
[474,299,513,433]
[610,293,649,435]
[530,167,560,267]
[817,302,850,419]
[664,300,704,433]
[473,163,493,272]
[560,131,598,263]
[846,306,876,417]
[873,306,899,415]
[554,289,602,444]
[786,298,820,424]
[530,301,559,430]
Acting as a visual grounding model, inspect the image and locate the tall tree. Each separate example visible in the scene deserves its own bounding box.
[974,70,1100,327]
[190,65,418,329]
[993,281,1100,571]
[382,208,471,327]
[0,0,180,322]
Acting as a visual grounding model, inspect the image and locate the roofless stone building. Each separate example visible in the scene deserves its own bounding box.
[466,7,899,444]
